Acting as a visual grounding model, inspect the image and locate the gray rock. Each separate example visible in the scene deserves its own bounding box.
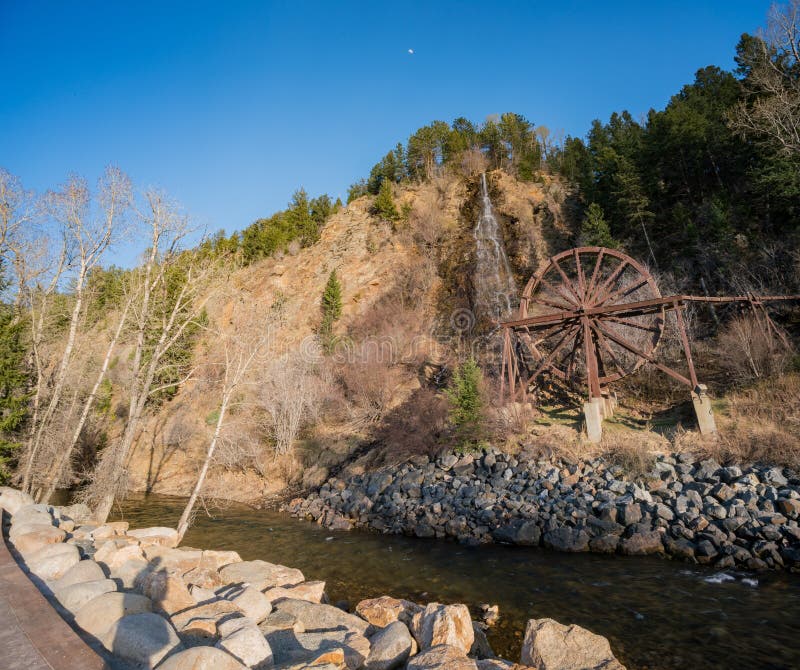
[696,540,718,562]
[470,622,494,659]
[762,467,789,487]
[265,626,369,669]
[440,454,459,470]
[411,602,474,653]
[617,502,642,526]
[588,534,619,554]
[10,503,53,527]
[216,584,272,623]
[694,459,722,481]
[274,598,371,636]
[0,486,35,515]
[620,531,663,556]
[9,520,57,542]
[407,645,478,670]
[75,591,153,638]
[25,542,80,580]
[543,527,589,553]
[101,612,183,667]
[50,559,106,590]
[216,621,274,669]
[54,578,117,613]
[664,536,696,561]
[366,621,414,670]
[492,519,541,546]
[219,560,304,590]
[156,646,247,670]
[520,618,625,670]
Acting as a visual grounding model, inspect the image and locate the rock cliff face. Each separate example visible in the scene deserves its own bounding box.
[286,449,800,572]
[123,172,565,503]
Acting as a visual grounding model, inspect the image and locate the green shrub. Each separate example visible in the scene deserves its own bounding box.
[445,357,484,451]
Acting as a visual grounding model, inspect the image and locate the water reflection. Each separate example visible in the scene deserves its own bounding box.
[109,493,800,670]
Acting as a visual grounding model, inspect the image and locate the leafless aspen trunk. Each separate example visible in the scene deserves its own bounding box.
[38,293,134,503]
[22,168,130,496]
[176,313,271,542]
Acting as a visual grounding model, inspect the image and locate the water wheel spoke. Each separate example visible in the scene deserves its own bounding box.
[540,276,579,308]
[532,320,578,345]
[527,324,580,380]
[573,248,587,297]
[595,322,692,387]
[590,319,628,378]
[564,326,584,381]
[551,258,583,305]
[531,295,575,311]
[585,248,605,302]
[603,315,663,334]
[597,277,649,307]
[589,259,629,305]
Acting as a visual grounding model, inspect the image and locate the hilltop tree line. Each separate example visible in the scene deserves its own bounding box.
[348,112,551,202]
[198,189,341,264]
[553,54,800,291]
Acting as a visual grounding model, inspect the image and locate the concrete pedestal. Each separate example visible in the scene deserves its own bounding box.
[691,385,717,435]
[583,398,604,443]
[601,393,617,419]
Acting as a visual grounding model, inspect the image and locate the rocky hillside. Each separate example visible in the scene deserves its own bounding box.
[125,171,571,502]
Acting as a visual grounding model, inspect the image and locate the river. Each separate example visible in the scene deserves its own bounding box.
[107,492,799,670]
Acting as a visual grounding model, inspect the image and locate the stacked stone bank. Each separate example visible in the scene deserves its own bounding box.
[0,486,624,669]
[287,450,800,571]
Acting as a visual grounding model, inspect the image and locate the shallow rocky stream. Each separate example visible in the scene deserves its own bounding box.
[105,492,800,670]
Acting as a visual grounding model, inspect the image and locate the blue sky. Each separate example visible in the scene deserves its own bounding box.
[0,1,772,255]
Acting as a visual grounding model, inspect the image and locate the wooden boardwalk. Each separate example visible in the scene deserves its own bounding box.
[0,516,109,670]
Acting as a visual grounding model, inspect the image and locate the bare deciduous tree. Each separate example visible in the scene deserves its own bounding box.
[729,1,800,154]
[260,351,322,455]
[175,308,273,542]
[84,191,215,523]
[19,167,130,495]
[0,169,36,265]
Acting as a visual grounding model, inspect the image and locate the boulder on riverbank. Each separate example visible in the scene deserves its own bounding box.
[366,620,415,670]
[219,559,305,590]
[410,602,474,654]
[520,618,625,670]
[74,591,153,638]
[0,486,34,514]
[356,596,422,627]
[100,611,183,667]
[406,644,478,669]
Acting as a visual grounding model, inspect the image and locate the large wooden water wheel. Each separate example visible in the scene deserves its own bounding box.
[500,245,800,440]
[511,247,665,394]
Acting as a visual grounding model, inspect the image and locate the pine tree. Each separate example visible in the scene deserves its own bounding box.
[580,203,617,248]
[0,272,29,483]
[445,357,483,451]
[320,270,343,349]
[373,179,399,221]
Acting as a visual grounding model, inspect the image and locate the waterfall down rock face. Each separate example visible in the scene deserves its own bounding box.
[473,173,517,323]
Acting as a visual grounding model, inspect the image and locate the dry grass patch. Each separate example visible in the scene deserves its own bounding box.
[698,373,800,470]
